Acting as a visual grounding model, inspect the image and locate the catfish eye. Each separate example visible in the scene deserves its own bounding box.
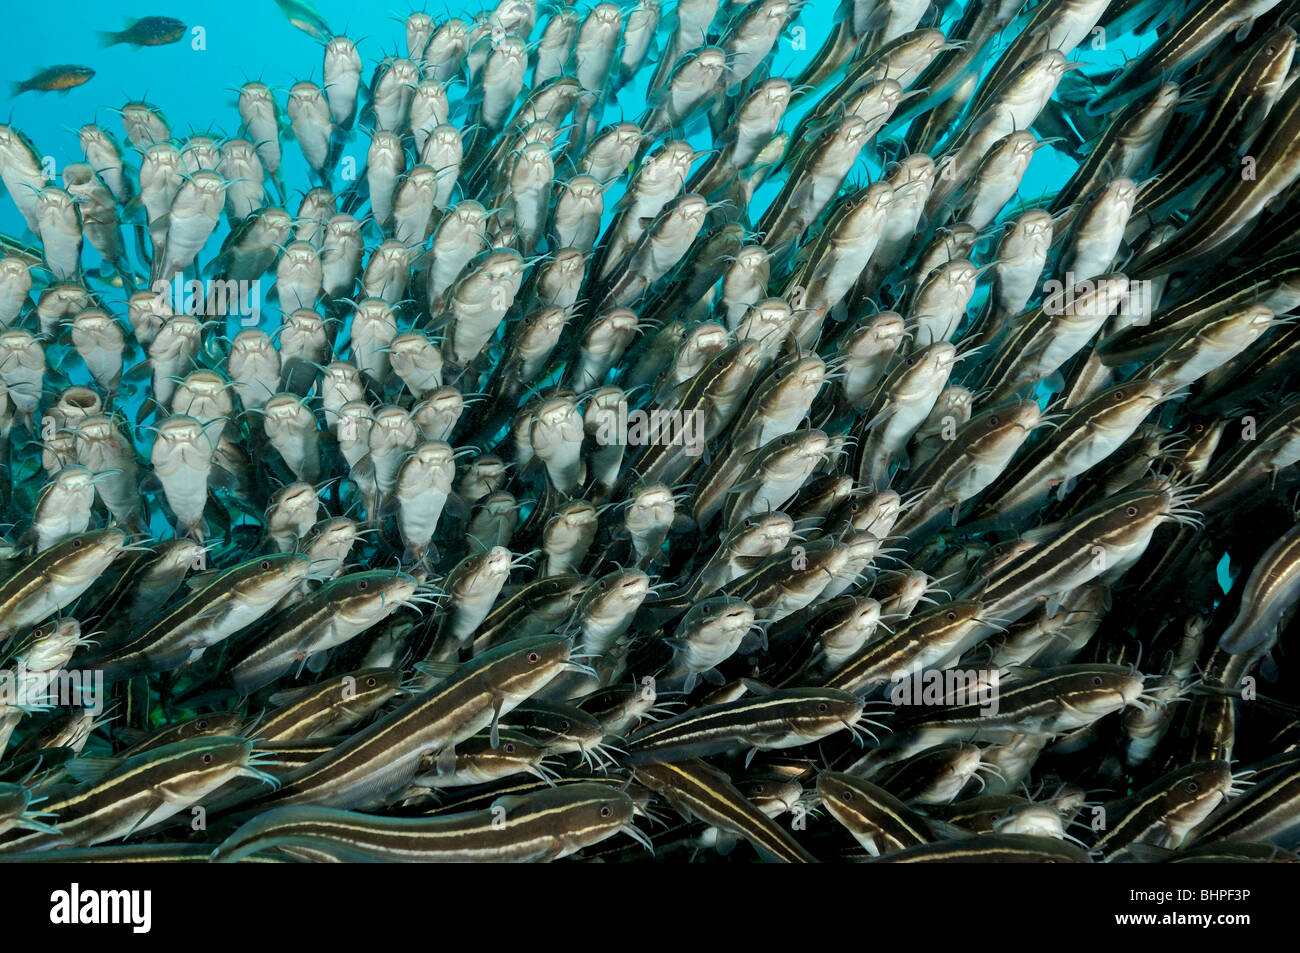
[817,703,829,713]
[753,784,765,794]
[504,742,516,753]
[1125,505,1138,517]
[201,752,214,765]
[598,580,608,590]
[714,356,726,368]
[988,416,999,426]
[600,805,612,817]
[549,581,559,591]
[1185,780,1200,793]
[196,720,209,730]
[841,789,854,802]
[1092,677,1103,686]
[527,652,541,664]
[365,677,377,687]
[358,579,369,589]
[1114,390,1125,400]
[260,560,271,570]
[559,720,571,731]
[72,538,83,548]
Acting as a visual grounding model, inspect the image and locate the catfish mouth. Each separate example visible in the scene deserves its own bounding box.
[61,389,101,412]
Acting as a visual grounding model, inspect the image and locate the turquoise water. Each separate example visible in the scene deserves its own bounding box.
[2,1,1145,264]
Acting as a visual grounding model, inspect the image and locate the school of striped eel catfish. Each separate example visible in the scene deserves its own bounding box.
[0,0,1299,862]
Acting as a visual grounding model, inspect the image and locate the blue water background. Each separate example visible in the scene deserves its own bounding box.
[2,0,1146,263]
